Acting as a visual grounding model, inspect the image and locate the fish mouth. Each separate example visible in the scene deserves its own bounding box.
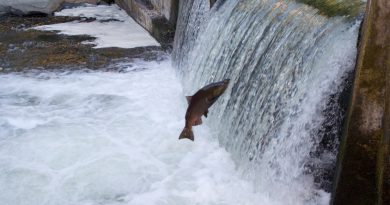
[221,79,230,90]
[209,79,230,97]
[215,79,229,95]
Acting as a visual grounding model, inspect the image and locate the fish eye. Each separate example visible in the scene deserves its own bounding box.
[206,96,217,103]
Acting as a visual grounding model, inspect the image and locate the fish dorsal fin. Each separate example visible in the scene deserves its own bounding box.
[185,96,192,105]
[193,118,202,126]
[204,110,208,118]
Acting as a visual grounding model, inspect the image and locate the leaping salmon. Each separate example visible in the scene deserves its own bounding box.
[179,79,230,141]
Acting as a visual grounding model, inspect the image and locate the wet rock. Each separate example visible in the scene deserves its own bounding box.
[0,15,165,73]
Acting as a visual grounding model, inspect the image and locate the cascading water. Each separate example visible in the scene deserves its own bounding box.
[173,0,364,204]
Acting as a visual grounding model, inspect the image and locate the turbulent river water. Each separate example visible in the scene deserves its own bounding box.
[0,5,270,205]
[0,58,274,205]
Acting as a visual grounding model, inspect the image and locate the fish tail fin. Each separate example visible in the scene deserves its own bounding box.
[179,128,194,141]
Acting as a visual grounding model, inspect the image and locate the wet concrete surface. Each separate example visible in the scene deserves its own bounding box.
[332,0,390,204]
[0,15,166,73]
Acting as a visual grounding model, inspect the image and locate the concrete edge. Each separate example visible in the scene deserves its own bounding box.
[331,0,390,204]
[115,0,176,50]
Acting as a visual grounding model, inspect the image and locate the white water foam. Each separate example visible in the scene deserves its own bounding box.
[0,59,277,205]
[32,5,160,48]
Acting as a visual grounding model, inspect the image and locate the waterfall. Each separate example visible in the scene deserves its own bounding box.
[173,0,364,203]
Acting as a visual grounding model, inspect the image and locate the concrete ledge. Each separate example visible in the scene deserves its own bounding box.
[332,0,390,204]
[115,0,177,50]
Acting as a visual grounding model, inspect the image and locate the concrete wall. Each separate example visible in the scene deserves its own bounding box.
[149,0,177,26]
[332,0,390,204]
[115,0,178,49]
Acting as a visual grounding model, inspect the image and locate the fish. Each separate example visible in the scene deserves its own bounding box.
[179,79,230,141]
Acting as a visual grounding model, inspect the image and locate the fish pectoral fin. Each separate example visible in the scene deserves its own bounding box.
[193,118,202,126]
[204,110,208,118]
[185,96,192,105]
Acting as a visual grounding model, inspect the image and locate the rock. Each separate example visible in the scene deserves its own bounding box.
[0,0,100,16]
[0,15,165,72]
[210,0,216,8]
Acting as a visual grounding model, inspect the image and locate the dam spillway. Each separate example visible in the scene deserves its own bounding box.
[173,0,365,203]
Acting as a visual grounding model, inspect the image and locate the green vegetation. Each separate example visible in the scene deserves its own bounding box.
[299,0,366,19]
